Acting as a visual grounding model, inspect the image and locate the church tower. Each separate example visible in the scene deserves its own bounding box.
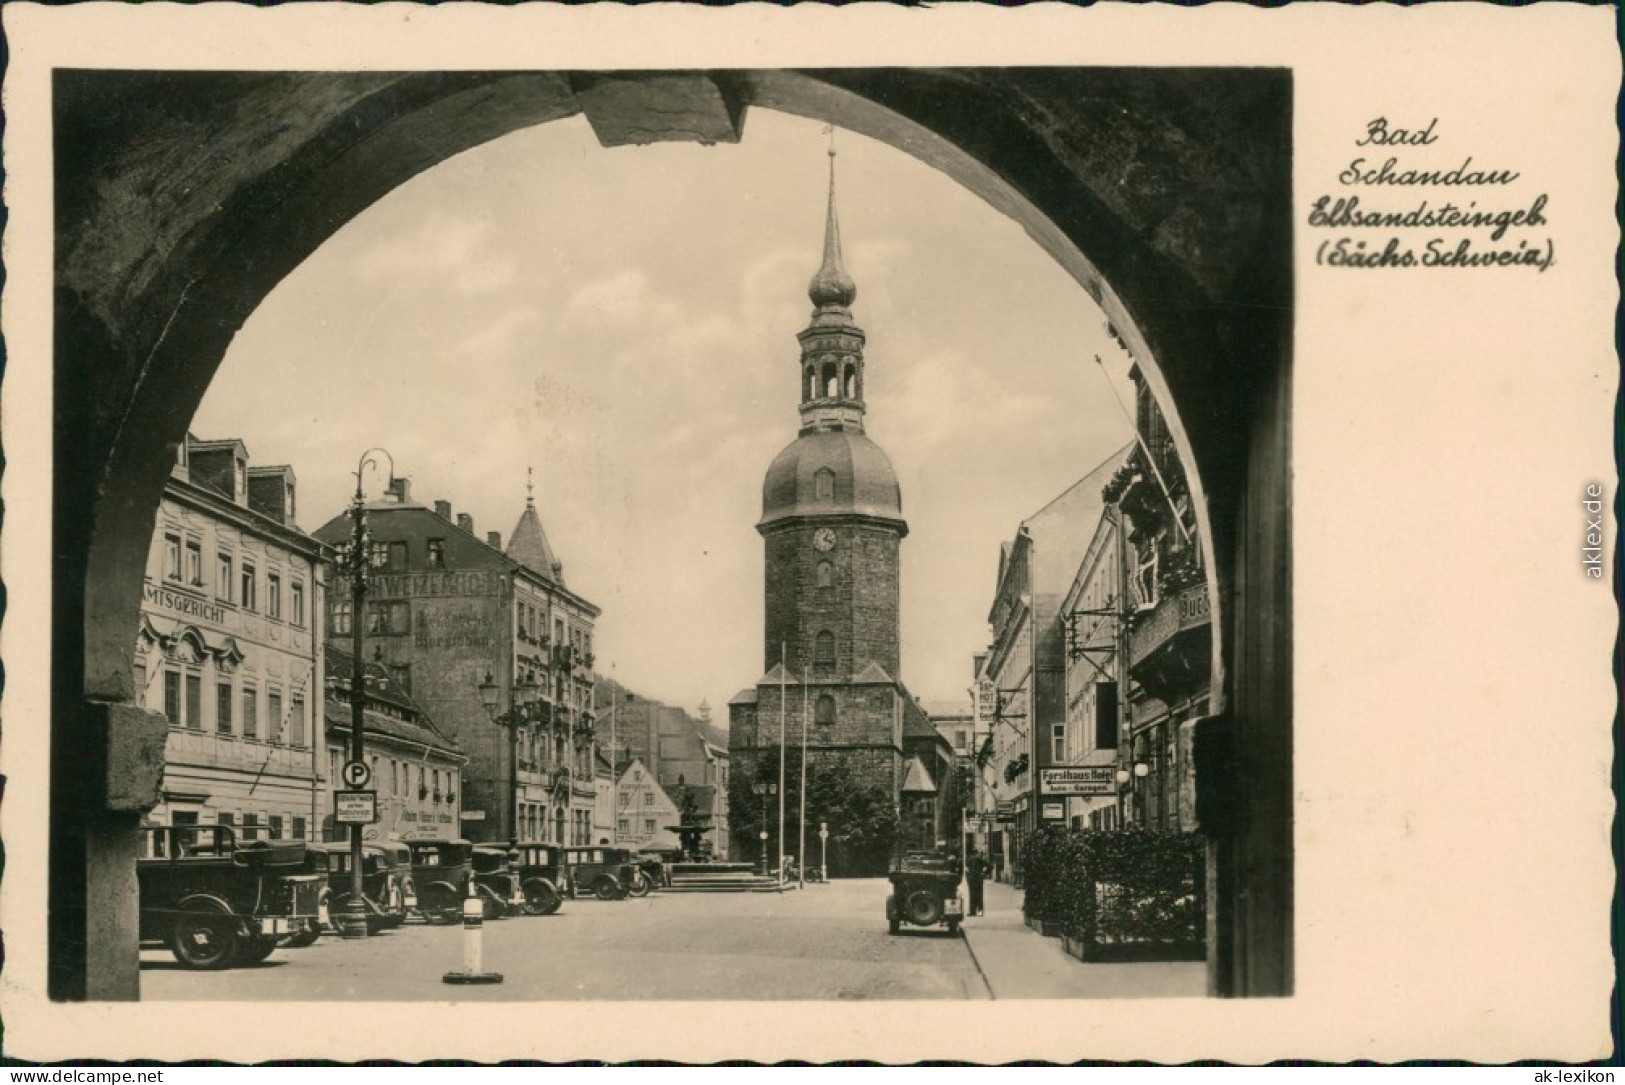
[730,140,917,875]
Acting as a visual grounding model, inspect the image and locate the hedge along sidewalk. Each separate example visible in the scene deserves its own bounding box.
[961,880,1205,1000]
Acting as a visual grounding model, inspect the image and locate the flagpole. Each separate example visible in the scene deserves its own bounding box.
[799,662,809,889]
[777,642,787,891]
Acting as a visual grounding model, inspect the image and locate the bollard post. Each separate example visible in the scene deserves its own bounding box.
[443,886,503,985]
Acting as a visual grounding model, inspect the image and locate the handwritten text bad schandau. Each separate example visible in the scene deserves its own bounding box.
[1312,118,1553,272]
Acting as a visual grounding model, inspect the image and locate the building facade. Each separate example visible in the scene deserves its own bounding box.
[1102,364,1212,831]
[322,645,465,842]
[613,758,683,852]
[134,436,325,842]
[1058,507,1127,830]
[314,480,601,846]
[979,449,1131,883]
[728,154,921,876]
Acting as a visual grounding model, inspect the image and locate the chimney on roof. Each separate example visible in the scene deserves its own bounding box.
[385,477,411,504]
[487,531,502,549]
[457,513,474,534]
[435,500,452,520]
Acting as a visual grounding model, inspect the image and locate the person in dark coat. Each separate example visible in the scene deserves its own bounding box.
[966,850,988,916]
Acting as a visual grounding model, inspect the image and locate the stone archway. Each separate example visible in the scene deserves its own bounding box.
[53,68,1292,999]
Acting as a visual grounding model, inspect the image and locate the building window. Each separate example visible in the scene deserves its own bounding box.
[267,572,282,619]
[242,684,258,740]
[218,812,235,832]
[816,561,833,589]
[814,468,835,501]
[814,630,835,670]
[388,541,409,570]
[815,695,836,726]
[644,818,655,834]
[368,542,389,569]
[290,581,305,626]
[216,681,234,736]
[332,600,351,635]
[1134,540,1159,611]
[643,792,653,806]
[185,540,203,586]
[163,669,182,727]
[184,673,202,731]
[427,539,445,569]
[241,813,260,841]
[290,693,306,748]
[367,601,410,635]
[1052,724,1066,763]
[217,552,233,602]
[241,562,257,612]
[267,688,283,743]
[162,534,182,582]
[617,818,629,835]
[268,815,284,841]
[292,816,306,840]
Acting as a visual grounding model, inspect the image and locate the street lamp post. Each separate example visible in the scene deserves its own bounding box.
[819,821,829,884]
[478,668,541,848]
[335,448,393,939]
[758,830,769,877]
[753,782,776,876]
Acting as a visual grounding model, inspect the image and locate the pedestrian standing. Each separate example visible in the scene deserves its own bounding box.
[967,849,987,916]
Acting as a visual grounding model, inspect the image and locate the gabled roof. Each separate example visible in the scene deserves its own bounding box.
[507,500,563,585]
[729,688,759,706]
[852,661,895,684]
[901,755,937,794]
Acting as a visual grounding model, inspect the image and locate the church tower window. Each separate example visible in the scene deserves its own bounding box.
[815,695,836,726]
[816,561,833,589]
[814,630,836,671]
[814,468,835,501]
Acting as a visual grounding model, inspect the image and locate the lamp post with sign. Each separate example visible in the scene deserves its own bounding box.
[478,668,542,848]
[333,448,393,939]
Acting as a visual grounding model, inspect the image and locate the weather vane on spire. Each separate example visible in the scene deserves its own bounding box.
[526,466,535,508]
[824,123,837,158]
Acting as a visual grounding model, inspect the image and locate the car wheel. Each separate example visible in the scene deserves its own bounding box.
[522,879,562,916]
[904,889,944,927]
[418,882,462,925]
[593,876,621,901]
[169,900,240,970]
[626,871,652,898]
[234,934,280,965]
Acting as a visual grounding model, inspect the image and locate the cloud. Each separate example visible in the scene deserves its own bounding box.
[563,269,678,326]
[348,209,519,295]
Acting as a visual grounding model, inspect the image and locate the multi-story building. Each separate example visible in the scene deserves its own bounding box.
[314,479,601,845]
[1102,364,1211,831]
[613,758,682,851]
[980,448,1130,884]
[321,645,465,842]
[593,679,730,858]
[134,436,325,841]
[1058,506,1128,830]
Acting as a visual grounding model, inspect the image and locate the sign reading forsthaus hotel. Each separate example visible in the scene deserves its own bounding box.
[1039,766,1117,796]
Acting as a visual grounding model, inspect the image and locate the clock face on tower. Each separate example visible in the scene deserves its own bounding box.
[812,527,837,552]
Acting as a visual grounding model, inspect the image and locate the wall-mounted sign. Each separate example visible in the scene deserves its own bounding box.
[334,790,378,825]
[460,809,487,821]
[1040,766,1118,796]
[1041,801,1065,820]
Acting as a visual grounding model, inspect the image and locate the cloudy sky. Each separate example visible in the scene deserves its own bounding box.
[193,107,1135,718]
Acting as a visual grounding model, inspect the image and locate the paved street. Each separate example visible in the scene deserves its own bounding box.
[141,879,990,1002]
[141,877,1205,1002]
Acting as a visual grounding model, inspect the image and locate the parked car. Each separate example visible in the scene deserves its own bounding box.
[280,844,332,947]
[407,838,475,925]
[561,846,638,900]
[137,825,324,969]
[885,849,965,936]
[512,842,567,915]
[321,841,410,934]
[471,844,526,919]
[377,839,418,922]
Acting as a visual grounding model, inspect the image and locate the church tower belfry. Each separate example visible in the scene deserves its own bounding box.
[798,142,868,434]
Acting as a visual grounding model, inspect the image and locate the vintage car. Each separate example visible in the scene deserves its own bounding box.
[512,842,568,915]
[280,844,332,947]
[137,825,324,969]
[377,840,418,919]
[407,838,475,925]
[885,849,965,936]
[471,844,527,920]
[320,841,410,934]
[561,846,638,901]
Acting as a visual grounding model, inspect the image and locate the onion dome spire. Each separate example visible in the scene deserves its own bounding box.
[807,132,856,310]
